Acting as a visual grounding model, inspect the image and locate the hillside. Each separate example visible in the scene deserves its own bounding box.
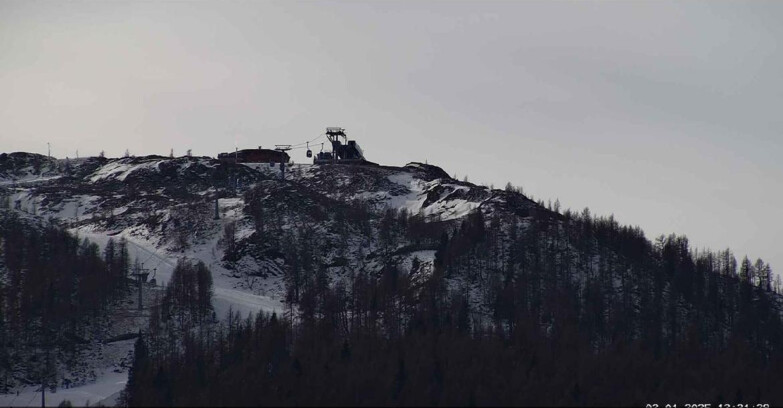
[0,153,541,308]
[1,151,782,405]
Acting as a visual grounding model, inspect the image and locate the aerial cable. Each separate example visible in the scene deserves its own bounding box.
[141,251,156,266]
[123,233,170,270]
[288,133,324,148]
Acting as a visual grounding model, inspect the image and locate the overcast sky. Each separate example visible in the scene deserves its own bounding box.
[1,0,781,272]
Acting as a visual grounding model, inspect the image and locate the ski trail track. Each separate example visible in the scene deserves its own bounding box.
[75,229,284,319]
[0,229,285,406]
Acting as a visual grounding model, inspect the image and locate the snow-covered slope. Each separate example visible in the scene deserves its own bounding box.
[2,156,540,293]
[1,154,545,314]
[0,153,545,405]
[293,162,523,221]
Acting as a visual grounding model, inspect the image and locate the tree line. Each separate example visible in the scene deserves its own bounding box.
[0,210,130,391]
[124,194,783,405]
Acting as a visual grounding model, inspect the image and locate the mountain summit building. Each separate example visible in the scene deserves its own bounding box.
[217,147,290,164]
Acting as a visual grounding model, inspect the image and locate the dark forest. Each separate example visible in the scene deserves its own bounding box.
[0,211,131,392]
[123,202,783,406]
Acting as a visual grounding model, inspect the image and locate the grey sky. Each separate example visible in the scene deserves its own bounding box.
[2,1,782,272]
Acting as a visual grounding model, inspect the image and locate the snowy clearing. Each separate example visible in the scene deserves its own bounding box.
[0,370,128,407]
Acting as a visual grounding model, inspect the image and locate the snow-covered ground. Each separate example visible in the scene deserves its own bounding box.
[0,157,489,405]
[384,173,482,220]
[73,226,285,319]
[0,175,62,186]
[0,370,128,407]
[88,159,164,182]
[0,212,284,406]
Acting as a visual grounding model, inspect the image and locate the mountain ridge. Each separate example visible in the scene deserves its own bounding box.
[2,150,782,405]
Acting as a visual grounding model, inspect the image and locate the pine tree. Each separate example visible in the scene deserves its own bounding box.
[117,237,130,287]
[740,256,752,284]
[125,333,150,406]
[104,238,117,286]
[755,258,771,291]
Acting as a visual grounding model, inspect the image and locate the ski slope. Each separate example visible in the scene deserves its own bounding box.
[74,228,285,318]
[0,225,284,406]
[0,371,127,407]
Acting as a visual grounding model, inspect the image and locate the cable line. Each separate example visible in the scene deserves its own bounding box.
[288,133,324,148]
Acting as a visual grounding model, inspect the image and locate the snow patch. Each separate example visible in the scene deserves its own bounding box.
[88,159,163,182]
[0,370,128,407]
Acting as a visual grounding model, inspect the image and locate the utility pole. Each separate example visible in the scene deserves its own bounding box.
[274,145,291,180]
[39,336,45,408]
[132,263,150,311]
[229,145,239,194]
[137,270,142,311]
[40,288,49,408]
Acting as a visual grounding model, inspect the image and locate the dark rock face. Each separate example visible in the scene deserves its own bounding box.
[0,152,60,180]
[401,162,451,181]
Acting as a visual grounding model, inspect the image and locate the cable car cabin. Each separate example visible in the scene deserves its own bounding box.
[313,127,367,164]
[218,148,290,164]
